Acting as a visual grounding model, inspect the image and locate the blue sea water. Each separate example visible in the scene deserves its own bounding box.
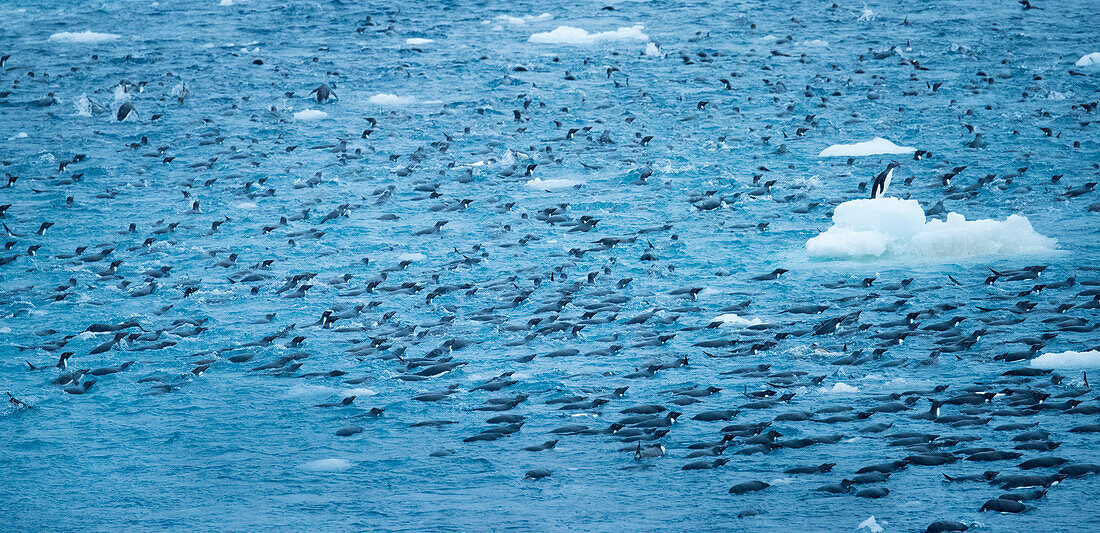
[2,0,1100,531]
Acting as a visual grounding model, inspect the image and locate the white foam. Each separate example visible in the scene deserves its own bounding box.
[827,382,859,394]
[368,93,414,106]
[112,84,131,104]
[405,38,434,45]
[529,25,648,46]
[73,94,94,116]
[806,197,1056,260]
[342,387,378,396]
[858,7,875,21]
[858,516,884,533]
[711,313,764,327]
[285,384,335,397]
[800,39,829,47]
[397,252,426,262]
[819,137,915,157]
[644,42,662,57]
[1075,53,1100,67]
[495,13,553,25]
[293,109,328,121]
[1030,350,1100,370]
[301,458,353,472]
[525,177,582,189]
[48,31,121,44]
[219,0,234,6]
[8,132,28,140]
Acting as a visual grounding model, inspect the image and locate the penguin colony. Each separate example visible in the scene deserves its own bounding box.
[2,1,1099,531]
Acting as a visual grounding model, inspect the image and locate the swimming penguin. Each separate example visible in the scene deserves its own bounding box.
[117,102,135,122]
[870,162,899,199]
[310,83,337,103]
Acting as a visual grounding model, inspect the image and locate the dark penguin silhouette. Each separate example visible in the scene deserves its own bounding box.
[117,102,135,122]
[871,162,899,199]
[310,83,337,103]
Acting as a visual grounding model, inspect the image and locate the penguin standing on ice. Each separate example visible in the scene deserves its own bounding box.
[870,162,899,199]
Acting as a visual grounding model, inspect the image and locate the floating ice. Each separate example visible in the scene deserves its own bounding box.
[495,13,553,25]
[858,516,884,533]
[1030,350,1100,370]
[405,38,434,45]
[827,382,859,394]
[1076,53,1100,67]
[525,177,582,190]
[301,458,353,472]
[48,31,121,43]
[293,109,328,121]
[529,25,648,46]
[806,197,1056,260]
[819,137,915,157]
[711,313,764,327]
[368,93,414,106]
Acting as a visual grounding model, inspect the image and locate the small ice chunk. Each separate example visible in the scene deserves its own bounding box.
[828,383,859,394]
[857,516,884,533]
[301,458,353,472]
[368,93,414,106]
[711,314,764,327]
[293,109,328,121]
[529,25,648,46]
[1075,53,1100,67]
[1031,350,1100,370]
[495,13,553,25]
[525,177,582,189]
[819,137,916,157]
[48,31,121,44]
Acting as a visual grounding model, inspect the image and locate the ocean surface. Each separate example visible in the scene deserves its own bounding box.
[2,1,1099,531]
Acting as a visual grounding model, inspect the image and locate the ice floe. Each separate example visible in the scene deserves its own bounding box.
[1030,350,1100,370]
[525,177,582,189]
[495,13,553,25]
[857,516,884,533]
[293,109,328,121]
[529,25,648,45]
[806,197,1056,260]
[819,137,915,157]
[368,93,414,106]
[48,31,121,43]
[710,313,764,327]
[300,458,353,472]
[826,383,859,394]
[1075,52,1100,67]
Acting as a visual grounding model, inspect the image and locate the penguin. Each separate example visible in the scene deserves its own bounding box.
[871,162,899,199]
[310,83,337,103]
[117,102,135,122]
